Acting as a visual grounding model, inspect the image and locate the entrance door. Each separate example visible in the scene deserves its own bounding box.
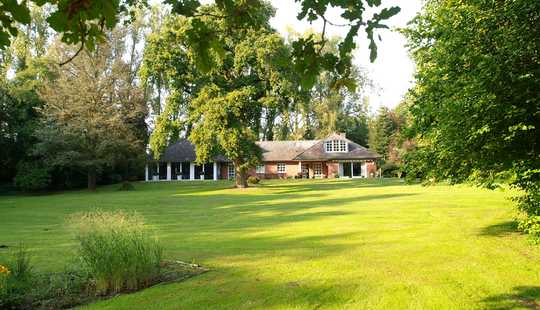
[352,162,362,177]
[203,163,214,180]
[342,162,352,177]
[158,162,167,180]
[194,164,204,180]
[171,162,181,179]
[181,162,190,179]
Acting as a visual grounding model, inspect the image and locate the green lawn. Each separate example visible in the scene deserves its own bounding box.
[1,179,539,309]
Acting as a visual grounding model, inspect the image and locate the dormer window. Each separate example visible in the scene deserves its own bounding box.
[325,140,348,152]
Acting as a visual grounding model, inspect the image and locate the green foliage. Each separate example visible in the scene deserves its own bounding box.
[189,85,263,187]
[0,1,398,89]
[0,87,40,183]
[13,160,51,191]
[118,181,135,191]
[0,245,35,309]
[404,0,539,185]
[381,161,399,178]
[34,28,147,191]
[513,170,540,243]
[517,216,540,244]
[303,51,372,144]
[68,210,163,295]
[143,6,298,187]
[247,176,260,185]
[368,107,397,159]
[404,0,540,239]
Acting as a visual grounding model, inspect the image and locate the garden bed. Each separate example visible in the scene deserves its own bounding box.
[6,260,208,310]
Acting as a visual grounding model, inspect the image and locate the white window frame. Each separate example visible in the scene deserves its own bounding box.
[277,163,286,173]
[325,141,332,152]
[324,140,348,153]
[228,163,235,179]
[339,140,347,152]
[314,163,322,176]
[256,164,265,174]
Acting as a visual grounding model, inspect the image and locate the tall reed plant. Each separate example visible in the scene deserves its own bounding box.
[68,210,163,294]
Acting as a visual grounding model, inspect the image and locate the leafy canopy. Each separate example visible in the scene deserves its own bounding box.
[404,0,539,186]
[142,4,302,187]
[403,0,539,240]
[34,28,147,190]
[0,0,399,88]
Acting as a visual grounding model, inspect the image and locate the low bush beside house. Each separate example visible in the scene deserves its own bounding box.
[381,161,400,178]
[118,181,135,191]
[247,176,260,184]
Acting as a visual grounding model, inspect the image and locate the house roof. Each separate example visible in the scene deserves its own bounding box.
[257,140,320,161]
[294,140,379,161]
[149,140,229,163]
[149,133,380,162]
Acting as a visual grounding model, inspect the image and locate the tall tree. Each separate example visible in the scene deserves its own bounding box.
[404,1,540,238]
[143,4,298,187]
[0,4,50,185]
[35,28,147,191]
[273,33,372,143]
[368,106,397,159]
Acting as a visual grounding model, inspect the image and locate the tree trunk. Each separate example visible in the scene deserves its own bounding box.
[235,166,248,188]
[87,170,97,191]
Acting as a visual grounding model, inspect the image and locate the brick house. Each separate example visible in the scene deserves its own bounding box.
[145,133,380,181]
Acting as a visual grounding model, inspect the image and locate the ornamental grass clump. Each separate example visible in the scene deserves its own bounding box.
[68,210,163,295]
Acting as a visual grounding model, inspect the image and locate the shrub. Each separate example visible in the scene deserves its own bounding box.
[517,215,540,244]
[118,181,135,191]
[108,173,123,184]
[247,176,260,184]
[14,161,51,191]
[381,161,400,178]
[68,210,163,294]
[513,173,540,243]
[0,245,35,309]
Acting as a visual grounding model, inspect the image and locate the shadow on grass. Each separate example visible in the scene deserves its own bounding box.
[482,286,540,309]
[260,178,406,194]
[155,191,419,263]
[158,192,419,234]
[92,263,358,309]
[478,221,518,237]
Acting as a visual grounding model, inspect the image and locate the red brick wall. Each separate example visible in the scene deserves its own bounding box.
[367,161,377,178]
[256,162,299,179]
[230,160,378,179]
[326,162,339,178]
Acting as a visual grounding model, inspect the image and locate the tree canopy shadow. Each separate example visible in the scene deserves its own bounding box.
[260,178,407,194]
[161,191,419,233]
[478,221,519,237]
[482,286,540,309]
[92,263,358,309]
